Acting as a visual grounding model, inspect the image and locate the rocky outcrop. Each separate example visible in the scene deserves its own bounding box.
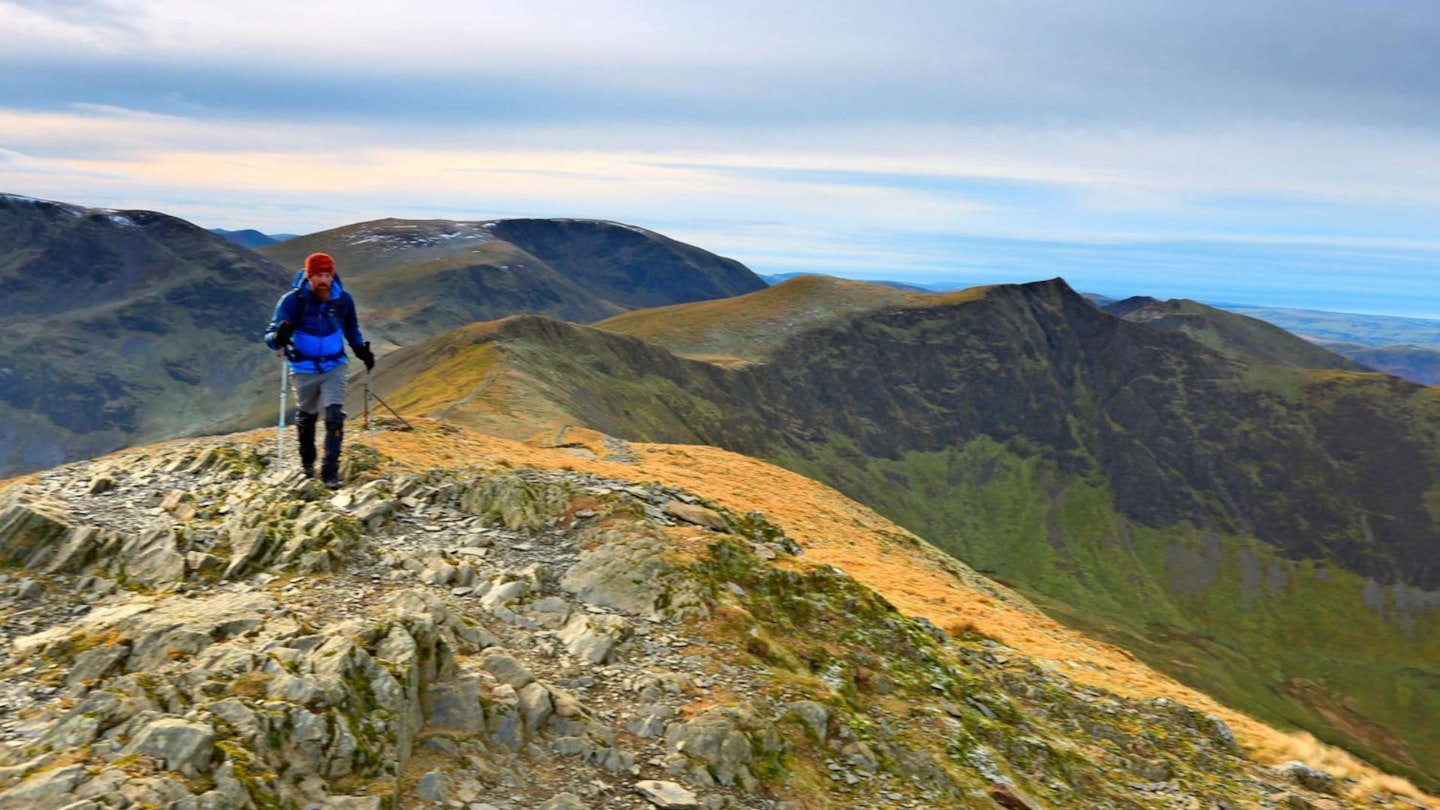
[0,436,1425,809]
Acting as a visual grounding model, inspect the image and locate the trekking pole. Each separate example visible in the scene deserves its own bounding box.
[364,369,372,433]
[370,389,414,430]
[277,355,288,466]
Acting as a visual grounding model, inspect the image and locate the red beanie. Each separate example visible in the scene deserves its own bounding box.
[305,253,335,278]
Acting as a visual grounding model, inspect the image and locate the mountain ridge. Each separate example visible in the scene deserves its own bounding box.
[366,276,1440,786]
[0,420,1432,808]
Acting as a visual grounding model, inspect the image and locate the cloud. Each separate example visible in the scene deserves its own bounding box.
[0,0,140,39]
[0,146,124,179]
[2,2,1438,316]
[2,1,1438,130]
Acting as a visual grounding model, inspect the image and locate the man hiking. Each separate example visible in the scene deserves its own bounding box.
[264,252,374,487]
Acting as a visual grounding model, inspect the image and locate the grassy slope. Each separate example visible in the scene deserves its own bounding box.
[595,275,969,364]
[775,434,1440,783]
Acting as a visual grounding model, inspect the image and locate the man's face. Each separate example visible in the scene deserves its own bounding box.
[309,271,334,299]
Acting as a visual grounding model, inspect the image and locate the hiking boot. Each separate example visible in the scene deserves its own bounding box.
[322,476,343,489]
[302,465,315,479]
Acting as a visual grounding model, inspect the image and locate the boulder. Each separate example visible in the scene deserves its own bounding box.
[122,718,214,777]
[423,676,486,734]
[0,764,90,810]
[662,501,728,532]
[556,613,628,665]
[561,535,674,617]
[664,709,753,788]
[1274,761,1336,794]
[0,496,72,569]
[636,780,700,809]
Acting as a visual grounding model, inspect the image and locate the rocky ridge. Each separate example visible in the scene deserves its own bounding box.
[0,434,1429,809]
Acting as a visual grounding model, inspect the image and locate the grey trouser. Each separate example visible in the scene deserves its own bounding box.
[292,365,348,416]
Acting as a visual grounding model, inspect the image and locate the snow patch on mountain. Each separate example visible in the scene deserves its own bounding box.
[346,220,494,250]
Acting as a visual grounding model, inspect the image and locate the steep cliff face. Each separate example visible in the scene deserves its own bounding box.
[0,424,1429,809]
[371,277,1440,786]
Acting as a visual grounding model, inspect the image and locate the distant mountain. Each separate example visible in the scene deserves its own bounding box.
[1104,296,1370,371]
[369,276,1440,787]
[209,227,293,249]
[1320,342,1440,386]
[759,271,938,293]
[0,193,291,477]
[261,218,766,349]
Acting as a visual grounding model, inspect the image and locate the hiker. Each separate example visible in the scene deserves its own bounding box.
[264,252,374,486]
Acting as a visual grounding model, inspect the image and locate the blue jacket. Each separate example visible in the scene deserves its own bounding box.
[264,271,366,374]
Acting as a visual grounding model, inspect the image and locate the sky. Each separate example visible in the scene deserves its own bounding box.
[2,0,1438,317]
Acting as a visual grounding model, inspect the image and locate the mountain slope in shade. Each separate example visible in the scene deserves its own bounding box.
[365,276,1440,787]
[0,196,768,478]
[0,193,292,477]
[259,217,766,349]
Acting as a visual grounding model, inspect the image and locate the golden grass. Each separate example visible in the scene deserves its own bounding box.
[595,275,988,364]
[385,342,500,415]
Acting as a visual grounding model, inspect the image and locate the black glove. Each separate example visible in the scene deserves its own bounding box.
[273,321,295,347]
[353,341,375,372]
